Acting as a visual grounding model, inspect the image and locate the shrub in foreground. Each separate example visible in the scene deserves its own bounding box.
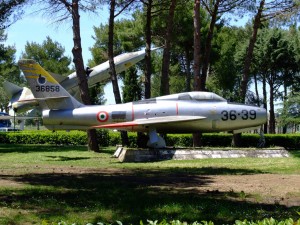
[43,217,300,225]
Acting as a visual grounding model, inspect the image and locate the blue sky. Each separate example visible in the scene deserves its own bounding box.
[4,6,248,105]
[5,6,121,104]
[6,7,108,63]
[5,6,249,63]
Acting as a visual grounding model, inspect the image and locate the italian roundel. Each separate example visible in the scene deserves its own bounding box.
[97,111,109,122]
[37,74,46,85]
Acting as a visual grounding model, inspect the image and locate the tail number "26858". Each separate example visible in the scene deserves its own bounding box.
[36,85,60,92]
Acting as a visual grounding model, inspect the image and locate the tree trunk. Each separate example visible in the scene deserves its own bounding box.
[254,73,260,106]
[108,0,128,146]
[282,77,288,134]
[239,0,265,102]
[160,0,177,96]
[185,46,191,92]
[108,0,121,104]
[71,0,99,152]
[193,0,201,92]
[193,0,202,147]
[262,73,268,133]
[233,0,265,147]
[200,0,220,91]
[71,0,90,105]
[269,79,276,134]
[144,0,152,99]
[231,133,242,147]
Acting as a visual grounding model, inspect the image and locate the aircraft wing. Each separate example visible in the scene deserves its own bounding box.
[93,115,206,129]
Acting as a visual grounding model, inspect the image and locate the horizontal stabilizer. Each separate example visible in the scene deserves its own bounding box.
[12,99,39,112]
[3,81,23,98]
[93,115,206,129]
[17,96,69,102]
[17,96,71,110]
[0,116,39,120]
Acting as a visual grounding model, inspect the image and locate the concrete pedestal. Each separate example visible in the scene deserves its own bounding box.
[113,147,289,162]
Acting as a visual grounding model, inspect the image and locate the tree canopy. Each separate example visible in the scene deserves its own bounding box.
[1,0,300,135]
[22,36,72,75]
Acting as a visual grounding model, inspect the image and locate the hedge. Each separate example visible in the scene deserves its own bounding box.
[0,130,87,145]
[1,130,300,149]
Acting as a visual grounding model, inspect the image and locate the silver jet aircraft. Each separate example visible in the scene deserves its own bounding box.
[18,59,267,148]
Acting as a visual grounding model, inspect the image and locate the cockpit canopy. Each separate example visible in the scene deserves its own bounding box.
[156,92,226,102]
[134,92,227,105]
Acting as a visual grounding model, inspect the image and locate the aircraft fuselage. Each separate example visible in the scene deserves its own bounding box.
[43,97,267,133]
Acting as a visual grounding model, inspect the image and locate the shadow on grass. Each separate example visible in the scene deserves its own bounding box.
[0,168,298,224]
[289,150,300,158]
[0,144,88,153]
[164,166,266,175]
[0,144,115,155]
[45,155,92,161]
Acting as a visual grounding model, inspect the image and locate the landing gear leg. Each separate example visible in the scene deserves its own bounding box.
[147,128,166,148]
[257,126,265,148]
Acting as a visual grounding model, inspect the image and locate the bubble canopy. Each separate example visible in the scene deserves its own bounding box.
[156,92,226,102]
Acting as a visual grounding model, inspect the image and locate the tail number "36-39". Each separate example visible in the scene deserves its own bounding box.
[221,110,256,121]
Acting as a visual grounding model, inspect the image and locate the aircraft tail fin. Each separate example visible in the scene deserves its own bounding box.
[49,72,68,83]
[18,59,83,110]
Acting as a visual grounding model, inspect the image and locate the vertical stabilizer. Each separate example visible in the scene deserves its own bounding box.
[18,59,83,110]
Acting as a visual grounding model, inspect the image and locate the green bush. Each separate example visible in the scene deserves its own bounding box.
[203,133,233,147]
[0,130,87,145]
[1,130,300,149]
[108,132,122,146]
[264,134,300,149]
[96,129,110,146]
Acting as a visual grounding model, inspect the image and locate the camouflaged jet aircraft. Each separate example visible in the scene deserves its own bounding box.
[4,48,158,113]
[18,59,267,148]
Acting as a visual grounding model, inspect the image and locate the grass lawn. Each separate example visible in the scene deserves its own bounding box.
[0,144,299,225]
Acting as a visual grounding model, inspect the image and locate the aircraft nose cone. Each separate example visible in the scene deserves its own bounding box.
[256,107,268,124]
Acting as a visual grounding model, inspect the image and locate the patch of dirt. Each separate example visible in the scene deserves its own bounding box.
[0,167,299,207]
[147,173,300,207]
[200,174,300,207]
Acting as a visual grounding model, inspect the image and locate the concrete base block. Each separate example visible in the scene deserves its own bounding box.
[114,147,290,162]
[113,145,123,158]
